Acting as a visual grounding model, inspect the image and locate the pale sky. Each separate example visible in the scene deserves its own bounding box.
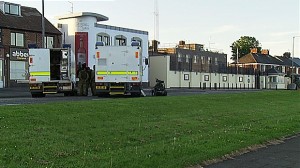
[8,0,300,61]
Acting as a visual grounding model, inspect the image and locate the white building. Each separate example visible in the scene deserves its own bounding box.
[56,12,149,83]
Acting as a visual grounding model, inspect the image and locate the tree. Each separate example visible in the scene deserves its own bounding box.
[283,52,291,58]
[230,36,261,62]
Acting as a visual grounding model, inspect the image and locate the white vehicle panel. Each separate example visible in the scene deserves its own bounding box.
[95,46,142,83]
[29,49,50,82]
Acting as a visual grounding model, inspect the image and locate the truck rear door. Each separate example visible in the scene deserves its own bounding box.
[95,46,140,83]
[29,49,50,82]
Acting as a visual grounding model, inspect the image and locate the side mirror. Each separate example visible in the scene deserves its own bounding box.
[145,58,149,65]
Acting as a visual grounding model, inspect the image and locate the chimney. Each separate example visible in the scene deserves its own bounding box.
[179,40,185,45]
[250,48,258,54]
[152,40,159,53]
[261,49,269,55]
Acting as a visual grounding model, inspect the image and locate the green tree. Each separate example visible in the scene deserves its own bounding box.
[230,36,261,62]
[283,52,291,58]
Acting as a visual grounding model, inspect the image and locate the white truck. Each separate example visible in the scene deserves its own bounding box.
[28,47,77,97]
[94,42,146,96]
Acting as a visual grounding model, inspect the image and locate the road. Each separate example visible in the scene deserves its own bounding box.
[0,89,261,106]
[205,135,300,168]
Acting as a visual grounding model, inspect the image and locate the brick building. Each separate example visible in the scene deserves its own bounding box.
[152,40,227,73]
[0,1,61,88]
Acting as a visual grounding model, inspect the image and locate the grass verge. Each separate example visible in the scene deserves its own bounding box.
[0,91,299,167]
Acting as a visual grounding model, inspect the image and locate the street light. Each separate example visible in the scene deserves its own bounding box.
[292,36,300,83]
[41,0,45,48]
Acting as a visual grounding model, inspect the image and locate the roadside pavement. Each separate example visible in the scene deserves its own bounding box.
[0,87,31,98]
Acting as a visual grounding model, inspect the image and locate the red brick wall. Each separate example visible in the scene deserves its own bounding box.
[2,28,61,48]
[2,29,10,46]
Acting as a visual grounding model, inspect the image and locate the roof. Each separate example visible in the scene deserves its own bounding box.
[251,53,283,65]
[266,68,284,75]
[239,53,299,67]
[0,5,61,35]
[57,12,109,22]
[290,57,300,67]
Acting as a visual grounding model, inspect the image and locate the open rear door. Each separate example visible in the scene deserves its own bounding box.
[28,49,50,83]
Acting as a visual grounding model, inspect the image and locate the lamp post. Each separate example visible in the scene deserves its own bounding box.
[42,0,45,48]
[236,46,240,74]
[292,36,300,83]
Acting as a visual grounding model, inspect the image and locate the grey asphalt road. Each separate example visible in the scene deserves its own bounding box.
[0,88,262,106]
[205,135,300,168]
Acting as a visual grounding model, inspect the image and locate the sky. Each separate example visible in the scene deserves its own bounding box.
[9,0,300,61]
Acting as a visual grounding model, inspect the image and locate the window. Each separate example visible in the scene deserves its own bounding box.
[222,76,227,82]
[115,35,127,46]
[4,3,20,16]
[186,55,190,63]
[270,76,277,83]
[204,75,209,81]
[184,74,189,80]
[201,56,205,64]
[208,57,212,64]
[239,77,243,82]
[261,65,265,72]
[193,55,197,63]
[215,57,218,65]
[44,36,54,48]
[178,53,182,62]
[97,33,110,46]
[132,37,142,47]
[11,32,24,47]
[282,66,285,73]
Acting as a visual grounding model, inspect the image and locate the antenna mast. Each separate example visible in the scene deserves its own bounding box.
[68,1,74,14]
[154,0,159,41]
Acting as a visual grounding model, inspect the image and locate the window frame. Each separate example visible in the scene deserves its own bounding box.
[4,3,20,16]
[97,33,111,46]
[186,54,190,63]
[204,75,209,81]
[215,57,218,65]
[208,57,212,64]
[11,32,24,47]
[193,55,197,63]
[177,53,182,62]
[44,36,54,48]
[115,35,127,46]
[201,56,205,64]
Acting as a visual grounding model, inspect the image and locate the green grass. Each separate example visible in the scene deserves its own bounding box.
[0,91,300,168]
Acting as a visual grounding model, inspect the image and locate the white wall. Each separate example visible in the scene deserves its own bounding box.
[162,71,256,89]
[149,55,257,89]
[149,56,168,87]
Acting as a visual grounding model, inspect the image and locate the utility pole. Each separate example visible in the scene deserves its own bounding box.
[42,0,45,48]
[236,46,239,74]
[154,0,159,41]
[292,36,300,83]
